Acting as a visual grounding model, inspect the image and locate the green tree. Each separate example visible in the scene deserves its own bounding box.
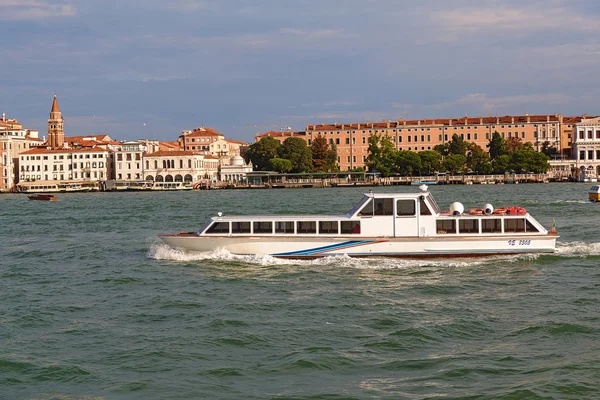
[466,143,491,174]
[268,158,293,173]
[505,137,525,153]
[541,141,559,157]
[492,154,510,173]
[395,150,422,176]
[327,142,339,172]
[418,150,442,175]
[366,133,397,176]
[433,143,449,157]
[487,131,505,160]
[448,134,468,156]
[310,134,332,172]
[509,149,550,173]
[244,137,280,171]
[278,137,313,173]
[443,154,467,174]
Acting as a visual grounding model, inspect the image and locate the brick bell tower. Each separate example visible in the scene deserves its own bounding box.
[48,94,64,148]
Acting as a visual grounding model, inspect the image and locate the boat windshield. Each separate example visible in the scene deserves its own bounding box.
[427,194,441,214]
[346,196,371,217]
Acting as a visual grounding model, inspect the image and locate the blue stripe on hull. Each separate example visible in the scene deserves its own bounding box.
[271,247,554,259]
[273,240,379,257]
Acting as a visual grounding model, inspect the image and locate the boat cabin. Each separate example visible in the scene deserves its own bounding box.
[198,189,548,238]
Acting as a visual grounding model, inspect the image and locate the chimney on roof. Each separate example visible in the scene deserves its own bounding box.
[418,120,421,126]
[449,118,452,126]
[547,115,550,122]
[357,123,360,129]
[1,112,5,122]
[526,114,531,123]
[496,117,500,124]
[511,117,514,124]
[479,117,483,124]
[464,118,468,125]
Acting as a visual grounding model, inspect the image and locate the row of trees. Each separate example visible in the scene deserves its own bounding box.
[367,132,552,176]
[245,131,553,176]
[244,136,338,173]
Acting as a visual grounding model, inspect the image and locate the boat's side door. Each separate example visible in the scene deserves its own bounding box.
[394,199,418,237]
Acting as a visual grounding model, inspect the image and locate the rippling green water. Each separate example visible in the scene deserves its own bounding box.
[1,184,600,399]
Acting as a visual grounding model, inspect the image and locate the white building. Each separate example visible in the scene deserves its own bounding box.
[114,141,145,181]
[18,147,114,185]
[0,120,42,191]
[219,155,253,183]
[143,150,220,183]
[573,117,600,180]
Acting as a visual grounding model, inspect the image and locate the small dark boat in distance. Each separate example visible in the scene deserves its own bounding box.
[28,193,58,201]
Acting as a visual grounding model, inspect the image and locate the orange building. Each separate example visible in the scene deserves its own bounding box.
[256,114,584,171]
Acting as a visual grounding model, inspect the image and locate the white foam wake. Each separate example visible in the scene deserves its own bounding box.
[148,242,545,269]
[556,241,600,257]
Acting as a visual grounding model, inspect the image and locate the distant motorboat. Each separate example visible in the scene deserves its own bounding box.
[28,193,58,201]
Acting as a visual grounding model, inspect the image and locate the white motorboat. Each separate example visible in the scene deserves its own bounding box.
[159,186,558,259]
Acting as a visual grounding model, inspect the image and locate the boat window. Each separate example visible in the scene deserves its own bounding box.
[206,221,229,234]
[419,197,432,215]
[482,219,502,233]
[375,199,393,215]
[297,221,317,234]
[397,199,416,216]
[341,221,361,234]
[436,219,456,234]
[504,218,526,233]
[275,221,294,234]
[459,219,479,234]
[525,220,539,233]
[427,195,441,214]
[319,221,339,234]
[253,221,273,234]
[358,199,374,215]
[231,221,251,234]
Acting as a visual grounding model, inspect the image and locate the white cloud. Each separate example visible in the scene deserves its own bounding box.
[0,0,75,20]
[429,3,600,42]
[392,92,573,117]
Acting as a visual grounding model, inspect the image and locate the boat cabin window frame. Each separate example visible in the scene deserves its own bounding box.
[275,221,295,234]
[231,221,251,234]
[341,221,361,234]
[296,221,317,234]
[396,199,416,216]
[419,197,432,216]
[481,218,502,233]
[319,221,339,234]
[458,219,479,234]
[436,219,457,234]
[253,221,273,234]
[205,221,230,234]
[504,218,526,233]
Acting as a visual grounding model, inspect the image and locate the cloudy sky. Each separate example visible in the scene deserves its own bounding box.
[1,0,599,142]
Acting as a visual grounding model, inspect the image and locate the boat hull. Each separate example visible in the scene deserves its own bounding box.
[158,233,558,259]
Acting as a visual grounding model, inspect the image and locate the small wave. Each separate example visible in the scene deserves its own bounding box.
[556,241,600,257]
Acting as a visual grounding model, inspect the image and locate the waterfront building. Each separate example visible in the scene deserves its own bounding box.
[0,114,42,191]
[18,147,113,183]
[114,141,145,181]
[255,114,581,171]
[180,127,225,151]
[143,150,220,183]
[219,154,253,183]
[573,117,600,180]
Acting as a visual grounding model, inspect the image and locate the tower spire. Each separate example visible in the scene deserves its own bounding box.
[48,94,64,148]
